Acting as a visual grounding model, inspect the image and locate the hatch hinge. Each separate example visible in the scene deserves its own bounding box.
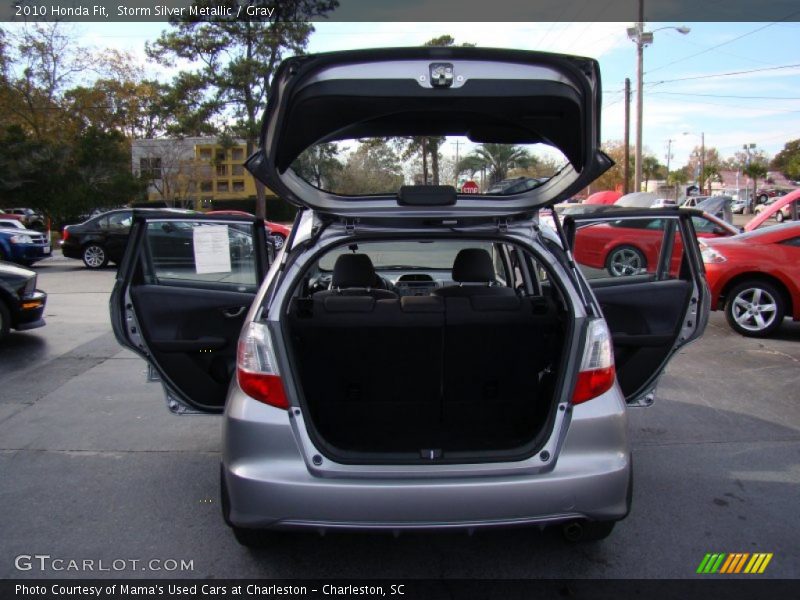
[497,218,509,233]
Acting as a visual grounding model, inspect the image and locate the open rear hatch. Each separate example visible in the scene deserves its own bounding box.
[246,47,612,220]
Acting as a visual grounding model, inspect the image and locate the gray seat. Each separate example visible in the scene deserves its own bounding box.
[313,253,398,300]
[434,248,516,297]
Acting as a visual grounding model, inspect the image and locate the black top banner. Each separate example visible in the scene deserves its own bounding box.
[3,0,800,23]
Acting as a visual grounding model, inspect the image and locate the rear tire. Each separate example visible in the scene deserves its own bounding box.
[82,244,108,269]
[0,300,10,342]
[775,211,785,223]
[724,280,785,337]
[270,233,286,250]
[605,245,646,277]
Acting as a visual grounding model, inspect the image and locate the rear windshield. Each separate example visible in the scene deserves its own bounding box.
[319,240,495,271]
[291,136,568,197]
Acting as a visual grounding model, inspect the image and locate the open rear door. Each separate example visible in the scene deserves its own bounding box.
[564,208,710,406]
[110,213,271,414]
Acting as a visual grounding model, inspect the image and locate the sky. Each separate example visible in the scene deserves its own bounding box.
[26,20,800,169]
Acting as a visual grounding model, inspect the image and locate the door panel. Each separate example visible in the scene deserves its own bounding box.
[565,209,709,405]
[592,279,691,398]
[110,214,270,414]
[130,285,254,410]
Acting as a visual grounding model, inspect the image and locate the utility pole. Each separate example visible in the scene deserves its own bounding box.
[700,132,705,195]
[627,10,690,195]
[634,0,644,192]
[623,78,631,194]
[665,138,673,200]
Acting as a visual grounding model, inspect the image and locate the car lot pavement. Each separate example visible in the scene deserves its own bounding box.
[0,255,798,579]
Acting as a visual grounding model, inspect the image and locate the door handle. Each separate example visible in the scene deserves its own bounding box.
[221,306,247,318]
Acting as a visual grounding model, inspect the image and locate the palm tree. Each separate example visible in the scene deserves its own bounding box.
[642,156,663,191]
[457,143,532,187]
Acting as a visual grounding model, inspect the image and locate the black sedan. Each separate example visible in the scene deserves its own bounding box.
[0,261,47,341]
[61,208,197,269]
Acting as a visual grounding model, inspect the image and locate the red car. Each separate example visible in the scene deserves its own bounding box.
[205,210,291,249]
[702,222,800,337]
[574,211,739,277]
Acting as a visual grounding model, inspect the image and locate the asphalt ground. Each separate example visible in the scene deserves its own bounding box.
[0,254,798,579]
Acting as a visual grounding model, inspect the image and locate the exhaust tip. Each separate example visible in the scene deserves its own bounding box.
[562,521,584,542]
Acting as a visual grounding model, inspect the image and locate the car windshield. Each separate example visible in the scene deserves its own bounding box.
[319,240,495,271]
[290,136,568,197]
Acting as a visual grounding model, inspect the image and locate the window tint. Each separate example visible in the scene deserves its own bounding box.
[144,221,259,291]
[106,211,132,231]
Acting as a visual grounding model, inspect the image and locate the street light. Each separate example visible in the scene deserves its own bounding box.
[628,1,691,192]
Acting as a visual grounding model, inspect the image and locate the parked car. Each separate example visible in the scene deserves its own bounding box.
[205,210,291,249]
[701,222,800,337]
[0,261,47,341]
[745,189,800,231]
[485,176,548,195]
[0,227,52,266]
[614,191,660,208]
[0,209,24,223]
[61,208,198,269]
[754,195,798,223]
[110,48,709,546]
[572,209,738,276]
[755,187,789,205]
[0,219,26,230]
[3,208,46,231]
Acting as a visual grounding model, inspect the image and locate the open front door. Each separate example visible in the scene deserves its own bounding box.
[110,213,271,414]
[564,209,710,406]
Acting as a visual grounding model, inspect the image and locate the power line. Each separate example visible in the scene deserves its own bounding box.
[645,63,800,87]
[645,16,800,75]
[648,92,800,114]
[652,91,800,100]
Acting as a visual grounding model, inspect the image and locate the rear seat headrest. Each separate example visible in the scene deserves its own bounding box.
[332,253,376,288]
[452,248,495,283]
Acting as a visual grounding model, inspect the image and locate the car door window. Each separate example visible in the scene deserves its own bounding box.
[571,216,673,280]
[143,220,260,292]
[107,211,133,231]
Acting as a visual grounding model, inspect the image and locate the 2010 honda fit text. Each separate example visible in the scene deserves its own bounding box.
[111,47,709,546]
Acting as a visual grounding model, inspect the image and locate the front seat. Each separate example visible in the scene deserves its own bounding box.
[434,248,516,297]
[314,253,398,300]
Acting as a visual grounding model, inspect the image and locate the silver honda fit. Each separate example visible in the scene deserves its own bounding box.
[111,47,708,546]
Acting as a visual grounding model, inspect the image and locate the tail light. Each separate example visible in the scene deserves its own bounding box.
[572,319,616,405]
[62,227,69,242]
[236,321,288,410]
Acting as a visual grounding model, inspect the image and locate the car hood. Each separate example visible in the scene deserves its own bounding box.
[744,189,800,231]
[246,47,612,220]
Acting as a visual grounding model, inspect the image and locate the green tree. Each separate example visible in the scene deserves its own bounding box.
[642,155,663,190]
[334,139,403,195]
[292,143,343,189]
[772,139,800,180]
[458,143,532,187]
[146,0,339,218]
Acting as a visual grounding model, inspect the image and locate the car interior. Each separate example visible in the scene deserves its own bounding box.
[284,239,569,461]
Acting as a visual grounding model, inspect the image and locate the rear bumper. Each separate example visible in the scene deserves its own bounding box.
[222,388,631,531]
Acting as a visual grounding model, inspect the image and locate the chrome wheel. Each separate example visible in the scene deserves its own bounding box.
[730,287,778,333]
[775,211,784,223]
[607,246,646,277]
[270,234,285,250]
[82,245,106,269]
